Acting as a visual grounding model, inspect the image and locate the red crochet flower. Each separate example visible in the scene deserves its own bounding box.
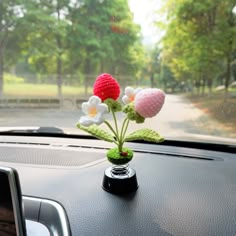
[93,73,120,101]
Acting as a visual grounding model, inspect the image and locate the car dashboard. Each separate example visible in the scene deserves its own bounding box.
[0,134,235,236]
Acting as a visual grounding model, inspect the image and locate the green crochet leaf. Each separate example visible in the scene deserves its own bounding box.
[124,129,164,143]
[77,123,114,143]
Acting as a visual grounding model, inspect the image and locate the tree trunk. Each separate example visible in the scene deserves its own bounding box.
[207,77,213,97]
[100,60,104,73]
[224,55,231,100]
[57,55,62,97]
[84,58,91,95]
[150,73,154,88]
[223,8,235,100]
[0,50,3,96]
[135,76,138,87]
[56,2,62,98]
[201,77,206,96]
[55,31,63,97]
[111,64,116,75]
[195,79,200,96]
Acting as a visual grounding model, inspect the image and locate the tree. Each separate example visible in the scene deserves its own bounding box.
[20,0,70,97]
[216,0,236,97]
[159,0,236,96]
[0,0,24,96]
[67,0,142,93]
[1,0,145,97]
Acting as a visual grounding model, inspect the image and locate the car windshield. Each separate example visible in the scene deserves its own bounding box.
[0,0,235,142]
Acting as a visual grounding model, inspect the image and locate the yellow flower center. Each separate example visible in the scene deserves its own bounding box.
[129,95,135,102]
[88,107,97,117]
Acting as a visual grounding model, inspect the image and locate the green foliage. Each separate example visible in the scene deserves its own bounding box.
[160,0,236,95]
[20,0,70,74]
[77,123,114,143]
[125,129,164,143]
[4,74,24,84]
[4,83,90,97]
[66,0,145,82]
[160,65,177,91]
[1,0,146,95]
[0,0,27,95]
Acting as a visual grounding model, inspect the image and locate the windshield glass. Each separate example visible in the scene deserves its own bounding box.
[0,0,235,141]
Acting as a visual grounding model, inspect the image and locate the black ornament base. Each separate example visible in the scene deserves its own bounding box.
[102,167,138,194]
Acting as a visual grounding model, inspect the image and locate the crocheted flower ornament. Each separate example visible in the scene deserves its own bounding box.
[77,73,165,165]
[79,96,108,127]
[93,73,120,101]
[122,87,142,104]
[135,88,165,118]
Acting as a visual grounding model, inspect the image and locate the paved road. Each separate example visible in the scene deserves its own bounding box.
[0,95,232,138]
[123,95,231,138]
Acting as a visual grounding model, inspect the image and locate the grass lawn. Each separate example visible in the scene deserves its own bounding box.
[187,91,236,137]
[4,83,92,97]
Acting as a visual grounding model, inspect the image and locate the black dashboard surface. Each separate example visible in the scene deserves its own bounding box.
[0,136,235,236]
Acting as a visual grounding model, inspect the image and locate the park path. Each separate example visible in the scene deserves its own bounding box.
[118,94,221,137]
[0,94,233,138]
[126,94,235,138]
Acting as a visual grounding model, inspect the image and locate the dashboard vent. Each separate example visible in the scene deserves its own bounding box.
[0,141,50,146]
[0,142,105,167]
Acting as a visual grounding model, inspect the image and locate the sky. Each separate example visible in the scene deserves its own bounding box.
[233,5,236,14]
[128,0,165,46]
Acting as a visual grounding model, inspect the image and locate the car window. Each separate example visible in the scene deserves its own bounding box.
[0,0,235,141]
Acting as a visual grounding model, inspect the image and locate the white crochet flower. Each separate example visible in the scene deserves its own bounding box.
[79,96,108,126]
[122,87,142,104]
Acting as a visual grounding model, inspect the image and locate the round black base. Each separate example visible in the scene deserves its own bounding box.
[102,167,138,194]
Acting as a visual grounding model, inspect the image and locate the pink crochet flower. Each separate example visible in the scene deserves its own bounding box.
[134,88,165,118]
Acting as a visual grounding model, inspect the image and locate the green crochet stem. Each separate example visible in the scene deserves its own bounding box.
[77,99,164,163]
[104,113,130,153]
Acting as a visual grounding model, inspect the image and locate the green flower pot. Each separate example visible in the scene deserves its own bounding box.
[106,147,133,165]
